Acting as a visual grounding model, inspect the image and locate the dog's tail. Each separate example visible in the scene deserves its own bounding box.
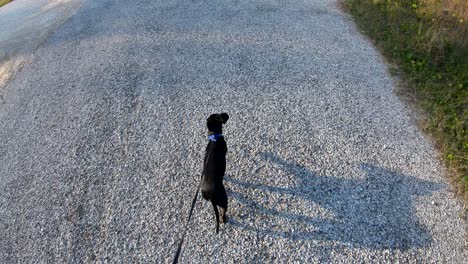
[211,200,220,234]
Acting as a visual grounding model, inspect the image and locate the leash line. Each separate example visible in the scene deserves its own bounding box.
[172,184,200,264]
[173,149,211,263]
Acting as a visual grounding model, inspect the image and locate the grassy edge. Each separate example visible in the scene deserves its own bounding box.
[0,0,12,8]
[339,0,467,207]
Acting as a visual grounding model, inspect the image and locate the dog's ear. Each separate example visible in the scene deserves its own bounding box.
[220,113,229,124]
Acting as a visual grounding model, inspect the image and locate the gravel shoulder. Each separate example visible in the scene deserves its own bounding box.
[0,0,466,263]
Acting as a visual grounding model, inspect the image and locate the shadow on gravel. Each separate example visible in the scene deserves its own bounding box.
[226,152,441,251]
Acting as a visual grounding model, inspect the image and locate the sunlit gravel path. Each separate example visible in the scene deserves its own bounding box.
[0,0,465,263]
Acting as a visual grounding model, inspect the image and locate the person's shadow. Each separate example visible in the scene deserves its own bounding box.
[226,152,441,250]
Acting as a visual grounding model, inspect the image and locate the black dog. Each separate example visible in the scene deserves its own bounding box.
[201,113,229,234]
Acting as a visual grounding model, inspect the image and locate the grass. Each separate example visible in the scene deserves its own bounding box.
[342,0,467,202]
[0,0,12,8]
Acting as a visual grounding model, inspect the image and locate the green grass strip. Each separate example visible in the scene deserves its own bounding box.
[343,0,467,201]
[0,0,12,8]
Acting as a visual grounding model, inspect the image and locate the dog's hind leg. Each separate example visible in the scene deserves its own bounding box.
[222,208,227,223]
[219,201,228,224]
[218,184,228,224]
[211,200,220,234]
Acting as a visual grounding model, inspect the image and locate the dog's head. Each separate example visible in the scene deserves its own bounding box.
[207,113,229,134]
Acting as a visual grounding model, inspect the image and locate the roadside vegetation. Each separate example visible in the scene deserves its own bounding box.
[0,0,12,8]
[343,0,467,201]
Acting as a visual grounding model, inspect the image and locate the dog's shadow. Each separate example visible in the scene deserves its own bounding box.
[225,152,442,250]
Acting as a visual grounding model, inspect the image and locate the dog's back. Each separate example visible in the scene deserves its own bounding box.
[201,137,227,200]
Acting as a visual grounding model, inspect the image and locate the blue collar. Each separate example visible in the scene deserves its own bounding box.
[208,134,223,142]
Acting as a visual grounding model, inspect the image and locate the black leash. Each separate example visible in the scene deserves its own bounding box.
[172,183,200,264]
[173,148,211,263]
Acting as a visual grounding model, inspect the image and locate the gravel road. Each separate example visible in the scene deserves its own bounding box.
[0,0,466,263]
